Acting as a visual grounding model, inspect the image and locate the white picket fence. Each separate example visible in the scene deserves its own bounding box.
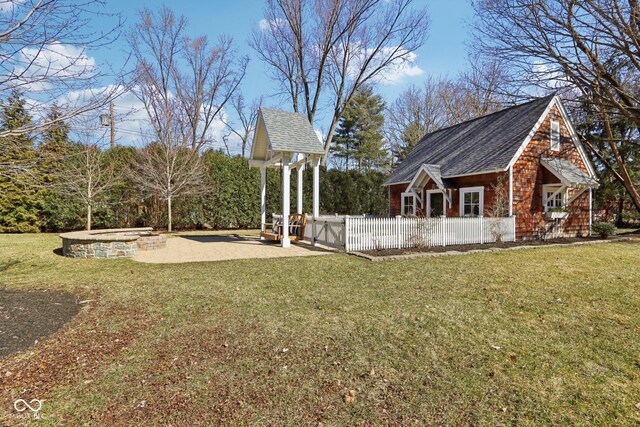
[277,213,516,252]
[344,216,516,252]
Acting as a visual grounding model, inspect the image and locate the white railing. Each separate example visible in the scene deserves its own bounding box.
[345,216,516,252]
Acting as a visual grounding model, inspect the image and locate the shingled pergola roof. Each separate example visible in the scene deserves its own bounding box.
[250,108,324,162]
[385,95,555,185]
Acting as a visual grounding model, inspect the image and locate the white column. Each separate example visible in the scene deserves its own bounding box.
[312,156,320,218]
[281,154,291,248]
[297,154,305,214]
[260,166,267,238]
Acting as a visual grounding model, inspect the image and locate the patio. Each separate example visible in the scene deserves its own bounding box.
[133,232,333,264]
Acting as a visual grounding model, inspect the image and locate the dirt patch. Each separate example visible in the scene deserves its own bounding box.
[0,289,82,358]
[361,237,624,257]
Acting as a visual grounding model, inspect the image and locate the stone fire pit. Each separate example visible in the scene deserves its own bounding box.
[59,228,167,259]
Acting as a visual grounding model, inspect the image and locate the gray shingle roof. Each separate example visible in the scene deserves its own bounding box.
[260,108,325,155]
[385,95,555,185]
[541,157,598,187]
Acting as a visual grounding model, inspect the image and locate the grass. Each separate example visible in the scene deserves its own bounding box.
[0,232,639,426]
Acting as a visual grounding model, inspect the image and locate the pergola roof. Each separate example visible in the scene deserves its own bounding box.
[250,108,324,162]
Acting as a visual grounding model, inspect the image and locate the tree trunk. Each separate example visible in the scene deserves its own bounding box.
[167,196,172,233]
[86,203,92,231]
[616,196,625,227]
[604,119,640,215]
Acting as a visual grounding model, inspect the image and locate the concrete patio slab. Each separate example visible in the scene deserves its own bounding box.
[133,232,333,264]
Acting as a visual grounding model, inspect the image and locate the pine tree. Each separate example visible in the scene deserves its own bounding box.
[331,87,388,172]
[331,105,359,171]
[0,91,42,232]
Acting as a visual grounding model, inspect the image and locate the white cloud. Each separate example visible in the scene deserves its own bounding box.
[531,61,569,90]
[345,44,424,86]
[368,49,424,85]
[258,17,285,32]
[0,0,26,13]
[16,42,97,92]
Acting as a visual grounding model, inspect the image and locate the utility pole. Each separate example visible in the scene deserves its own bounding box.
[109,100,115,148]
[100,101,116,147]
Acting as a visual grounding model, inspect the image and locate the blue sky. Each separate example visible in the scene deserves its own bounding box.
[91,0,475,150]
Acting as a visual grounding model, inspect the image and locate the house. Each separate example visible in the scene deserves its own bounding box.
[384,95,599,239]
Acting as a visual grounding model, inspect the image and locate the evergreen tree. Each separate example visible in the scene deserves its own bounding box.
[331,104,359,171]
[41,105,70,155]
[331,87,388,172]
[38,106,85,231]
[0,91,42,232]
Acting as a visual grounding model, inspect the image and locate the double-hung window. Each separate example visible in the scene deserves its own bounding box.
[401,192,416,216]
[550,120,560,151]
[459,187,484,217]
[543,184,565,211]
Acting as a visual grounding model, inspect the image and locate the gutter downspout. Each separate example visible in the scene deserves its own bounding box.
[589,188,593,236]
[508,167,513,216]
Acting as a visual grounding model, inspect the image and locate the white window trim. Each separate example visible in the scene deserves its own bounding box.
[400,191,416,216]
[542,184,566,212]
[426,189,447,218]
[459,186,484,217]
[550,120,560,151]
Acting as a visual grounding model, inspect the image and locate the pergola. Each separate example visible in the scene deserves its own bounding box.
[249,108,325,248]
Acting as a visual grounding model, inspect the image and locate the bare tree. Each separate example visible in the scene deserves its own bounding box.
[221,94,262,157]
[52,131,117,230]
[128,140,207,232]
[0,0,127,142]
[131,6,247,153]
[472,0,640,213]
[385,72,504,162]
[129,6,245,230]
[251,0,429,159]
[484,174,511,242]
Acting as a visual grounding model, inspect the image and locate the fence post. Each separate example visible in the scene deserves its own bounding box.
[512,215,516,242]
[312,216,317,246]
[395,216,401,249]
[344,216,350,252]
[480,217,484,244]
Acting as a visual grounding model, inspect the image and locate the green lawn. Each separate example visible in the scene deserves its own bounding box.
[1,233,639,426]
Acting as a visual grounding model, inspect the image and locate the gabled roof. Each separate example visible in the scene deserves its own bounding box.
[385,95,556,185]
[541,157,599,188]
[407,164,456,191]
[250,108,324,162]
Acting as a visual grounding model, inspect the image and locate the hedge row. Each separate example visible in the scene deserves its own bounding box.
[29,150,389,232]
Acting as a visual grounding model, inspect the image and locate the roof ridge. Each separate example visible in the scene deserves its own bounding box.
[419,94,555,140]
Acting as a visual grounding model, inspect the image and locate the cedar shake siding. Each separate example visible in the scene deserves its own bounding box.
[512,105,591,239]
[389,184,405,216]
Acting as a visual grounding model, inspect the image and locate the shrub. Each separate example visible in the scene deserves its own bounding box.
[591,221,616,238]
